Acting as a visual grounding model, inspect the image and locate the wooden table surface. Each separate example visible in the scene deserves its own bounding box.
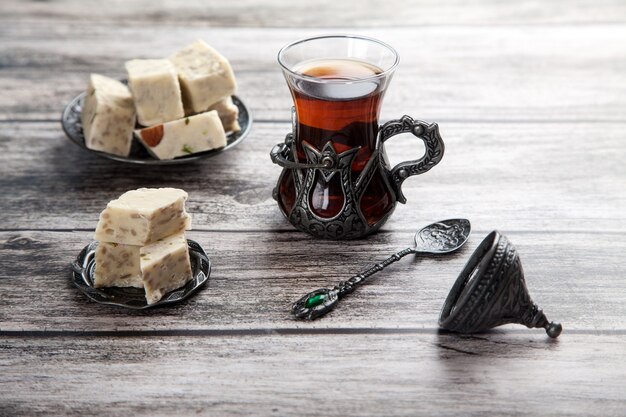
[2,1,626,416]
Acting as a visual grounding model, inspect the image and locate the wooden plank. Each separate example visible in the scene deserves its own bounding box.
[1,25,626,122]
[2,0,626,27]
[1,229,624,331]
[0,121,624,233]
[1,333,625,416]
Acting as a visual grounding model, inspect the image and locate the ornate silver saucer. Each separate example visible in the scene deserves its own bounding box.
[71,239,211,309]
[61,92,252,165]
[292,219,472,320]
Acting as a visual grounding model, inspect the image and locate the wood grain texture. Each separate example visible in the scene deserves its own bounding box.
[0,121,624,233]
[1,25,626,122]
[2,0,626,27]
[1,334,625,417]
[1,229,624,331]
[2,1,626,415]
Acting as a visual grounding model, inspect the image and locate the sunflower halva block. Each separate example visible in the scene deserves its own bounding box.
[94,188,191,246]
[135,110,227,160]
[169,40,237,114]
[125,59,184,126]
[140,232,193,305]
[81,74,136,157]
[93,242,143,289]
[92,188,194,303]
[208,96,241,133]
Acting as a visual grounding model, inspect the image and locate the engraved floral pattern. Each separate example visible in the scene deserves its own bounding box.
[414,219,471,253]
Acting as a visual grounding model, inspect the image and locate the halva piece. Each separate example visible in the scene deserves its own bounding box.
[81,74,136,157]
[208,96,241,133]
[93,242,143,288]
[140,233,193,304]
[169,40,237,114]
[125,59,184,126]
[135,110,227,160]
[95,188,191,246]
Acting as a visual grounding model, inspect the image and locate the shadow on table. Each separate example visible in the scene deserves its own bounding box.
[435,329,560,359]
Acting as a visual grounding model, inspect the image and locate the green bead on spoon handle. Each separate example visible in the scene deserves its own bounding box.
[292,219,471,320]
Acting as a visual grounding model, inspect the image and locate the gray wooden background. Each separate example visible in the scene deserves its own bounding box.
[1,1,625,416]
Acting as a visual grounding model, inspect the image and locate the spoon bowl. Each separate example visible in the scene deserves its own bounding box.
[413,218,471,254]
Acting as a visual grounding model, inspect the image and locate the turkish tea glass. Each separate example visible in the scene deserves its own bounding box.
[273,35,444,239]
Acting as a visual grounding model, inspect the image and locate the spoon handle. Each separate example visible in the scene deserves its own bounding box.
[335,247,416,297]
[292,247,415,320]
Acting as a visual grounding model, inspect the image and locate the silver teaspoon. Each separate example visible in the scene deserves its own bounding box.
[292,218,471,320]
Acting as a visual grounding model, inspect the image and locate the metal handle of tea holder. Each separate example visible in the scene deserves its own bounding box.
[379,116,445,204]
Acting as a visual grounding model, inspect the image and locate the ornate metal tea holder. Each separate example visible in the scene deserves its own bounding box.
[270,112,444,239]
[292,221,562,338]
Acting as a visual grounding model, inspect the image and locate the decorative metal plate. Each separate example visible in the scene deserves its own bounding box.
[71,239,211,309]
[61,91,252,165]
